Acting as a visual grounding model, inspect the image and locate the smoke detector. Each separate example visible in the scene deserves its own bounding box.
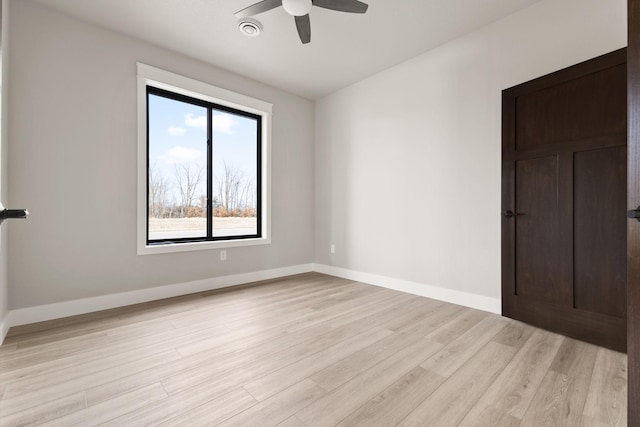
[238,18,263,37]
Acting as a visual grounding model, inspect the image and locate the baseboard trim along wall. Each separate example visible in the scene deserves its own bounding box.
[313,264,502,315]
[1,262,501,345]
[4,264,314,334]
[0,313,10,345]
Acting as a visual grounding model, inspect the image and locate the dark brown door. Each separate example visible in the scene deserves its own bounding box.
[502,48,628,352]
[628,0,640,423]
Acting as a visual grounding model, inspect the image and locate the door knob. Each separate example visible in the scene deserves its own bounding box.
[503,210,523,218]
[629,207,640,222]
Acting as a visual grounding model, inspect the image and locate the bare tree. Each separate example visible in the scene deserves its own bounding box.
[215,162,256,216]
[149,163,169,218]
[216,162,243,213]
[239,178,256,211]
[174,163,204,216]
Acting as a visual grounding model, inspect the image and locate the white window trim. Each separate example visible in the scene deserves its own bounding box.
[136,63,272,255]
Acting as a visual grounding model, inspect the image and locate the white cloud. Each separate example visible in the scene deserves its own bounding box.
[213,114,239,135]
[160,146,203,165]
[183,112,239,134]
[184,113,207,130]
[167,126,186,136]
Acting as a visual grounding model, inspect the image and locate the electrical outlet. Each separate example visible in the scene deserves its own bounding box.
[330,244,335,254]
[220,250,227,261]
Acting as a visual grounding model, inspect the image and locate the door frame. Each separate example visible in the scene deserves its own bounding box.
[628,1,640,425]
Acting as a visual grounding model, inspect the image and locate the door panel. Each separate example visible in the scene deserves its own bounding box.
[502,48,627,352]
[515,156,567,304]
[574,146,627,317]
[515,63,627,150]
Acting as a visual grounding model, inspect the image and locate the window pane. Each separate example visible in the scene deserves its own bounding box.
[212,110,258,237]
[148,94,208,240]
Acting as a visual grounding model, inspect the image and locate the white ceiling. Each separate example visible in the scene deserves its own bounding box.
[33,0,543,100]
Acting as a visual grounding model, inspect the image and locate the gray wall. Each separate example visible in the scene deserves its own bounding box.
[7,0,315,309]
[314,0,627,299]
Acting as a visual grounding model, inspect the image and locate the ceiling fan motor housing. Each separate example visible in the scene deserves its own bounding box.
[282,0,312,16]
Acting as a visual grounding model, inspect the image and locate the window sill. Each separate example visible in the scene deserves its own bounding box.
[137,236,271,255]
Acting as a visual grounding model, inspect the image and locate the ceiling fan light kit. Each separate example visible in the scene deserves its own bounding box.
[282,0,312,16]
[235,0,368,44]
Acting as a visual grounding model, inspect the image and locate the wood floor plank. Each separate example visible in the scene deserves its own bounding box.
[169,279,369,331]
[469,329,564,420]
[4,295,196,341]
[581,414,613,427]
[10,304,193,350]
[2,346,182,398]
[0,350,180,415]
[337,366,445,427]
[219,379,326,427]
[107,384,256,427]
[283,289,409,334]
[424,308,489,345]
[491,320,536,349]
[300,292,415,332]
[276,415,308,427]
[0,317,225,374]
[309,304,469,393]
[420,314,509,377]
[400,341,517,427]
[244,326,392,401]
[520,338,599,427]
[305,284,385,311]
[100,377,238,425]
[172,307,315,357]
[155,387,257,427]
[162,310,396,396]
[0,322,217,389]
[38,383,167,427]
[0,343,18,355]
[0,391,86,427]
[173,288,401,358]
[458,401,522,427]
[0,321,210,384]
[84,322,333,405]
[333,295,441,336]
[308,326,429,394]
[296,335,443,426]
[583,347,627,426]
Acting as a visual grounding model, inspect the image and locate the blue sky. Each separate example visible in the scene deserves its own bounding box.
[148,94,258,206]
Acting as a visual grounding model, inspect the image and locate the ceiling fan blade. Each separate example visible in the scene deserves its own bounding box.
[312,0,368,13]
[235,0,282,18]
[295,14,311,44]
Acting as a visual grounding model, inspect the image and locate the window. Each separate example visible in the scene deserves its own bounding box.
[137,64,271,255]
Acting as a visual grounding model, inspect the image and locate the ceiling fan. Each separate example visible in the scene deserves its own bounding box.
[235,0,369,44]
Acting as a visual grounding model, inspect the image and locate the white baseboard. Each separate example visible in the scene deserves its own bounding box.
[312,264,501,315]
[0,312,9,344]
[0,262,501,346]
[5,263,313,332]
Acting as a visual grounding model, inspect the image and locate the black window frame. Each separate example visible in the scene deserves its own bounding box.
[146,85,262,246]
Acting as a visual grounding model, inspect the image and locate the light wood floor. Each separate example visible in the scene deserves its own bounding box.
[0,273,627,426]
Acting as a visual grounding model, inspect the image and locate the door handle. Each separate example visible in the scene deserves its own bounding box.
[503,210,524,218]
[0,207,29,225]
[628,207,640,222]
